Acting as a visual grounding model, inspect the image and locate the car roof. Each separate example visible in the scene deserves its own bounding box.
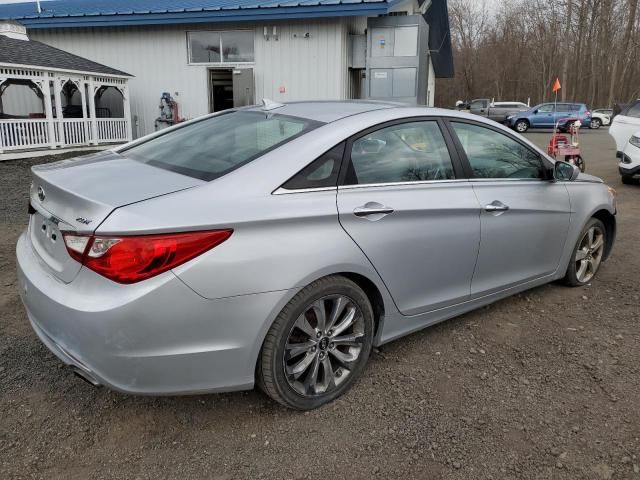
[243,100,403,123]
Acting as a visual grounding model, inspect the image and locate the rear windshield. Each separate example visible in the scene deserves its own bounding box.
[123,111,320,181]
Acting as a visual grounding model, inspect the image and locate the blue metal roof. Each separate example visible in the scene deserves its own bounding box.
[0,0,392,28]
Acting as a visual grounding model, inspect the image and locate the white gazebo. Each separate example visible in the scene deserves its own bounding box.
[0,21,132,156]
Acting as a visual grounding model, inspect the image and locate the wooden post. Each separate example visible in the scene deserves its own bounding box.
[88,77,99,145]
[41,76,56,150]
[53,76,64,147]
[0,77,5,154]
[122,84,132,142]
[79,80,89,145]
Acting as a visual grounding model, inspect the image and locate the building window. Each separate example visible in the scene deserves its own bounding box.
[188,30,254,64]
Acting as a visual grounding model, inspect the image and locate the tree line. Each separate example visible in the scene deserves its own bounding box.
[435,0,640,109]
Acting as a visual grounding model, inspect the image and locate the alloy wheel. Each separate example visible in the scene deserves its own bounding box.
[283,295,365,397]
[575,225,605,283]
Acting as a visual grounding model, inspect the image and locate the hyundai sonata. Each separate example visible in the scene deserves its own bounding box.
[17,101,616,409]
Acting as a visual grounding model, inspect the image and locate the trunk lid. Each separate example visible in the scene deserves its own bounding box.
[28,150,204,283]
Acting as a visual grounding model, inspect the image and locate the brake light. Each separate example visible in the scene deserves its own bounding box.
[62,230,232,284]
[584,111,591,117]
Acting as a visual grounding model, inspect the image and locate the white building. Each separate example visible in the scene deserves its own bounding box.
[0,0,453,151]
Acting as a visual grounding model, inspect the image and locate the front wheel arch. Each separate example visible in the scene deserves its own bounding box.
[591,209,616,260]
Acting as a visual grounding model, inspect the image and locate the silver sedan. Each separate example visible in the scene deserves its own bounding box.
[17,101,617,409]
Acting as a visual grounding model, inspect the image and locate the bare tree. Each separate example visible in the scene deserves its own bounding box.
[436,0,640,109]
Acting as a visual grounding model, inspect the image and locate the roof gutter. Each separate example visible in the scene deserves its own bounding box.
[0,61,132,78]
[14,5,390,29]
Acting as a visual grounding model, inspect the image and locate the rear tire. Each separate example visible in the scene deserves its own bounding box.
[258,275,374,410]
[562,218,606,287]
[590,118,602,129]
[514,119,529,133]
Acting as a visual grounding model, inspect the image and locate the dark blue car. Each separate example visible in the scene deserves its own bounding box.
[506,102,592,133]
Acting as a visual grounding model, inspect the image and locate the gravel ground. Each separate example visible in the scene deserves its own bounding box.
[1,131,639,480]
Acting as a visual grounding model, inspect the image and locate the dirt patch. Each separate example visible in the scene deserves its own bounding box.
[1,134,639,479]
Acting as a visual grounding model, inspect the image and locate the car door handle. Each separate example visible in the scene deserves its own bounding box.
[353,204,394,217]
[484,200,510,212]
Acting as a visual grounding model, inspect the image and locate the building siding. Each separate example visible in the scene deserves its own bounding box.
[30,18,356,137]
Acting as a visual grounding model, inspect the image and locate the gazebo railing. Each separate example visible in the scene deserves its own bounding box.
[1,117,130,152]
[0,119,50,151]
[59,118,90,146]
[97,119,129,143]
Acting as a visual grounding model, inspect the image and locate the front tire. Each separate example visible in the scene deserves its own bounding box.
[562,218,606,286]
[590,118,602,129]
[258,276,374,410]
[514,119,529,133]
[621,174,635,185]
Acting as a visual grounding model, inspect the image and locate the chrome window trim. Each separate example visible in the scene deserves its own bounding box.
[338,179,469,190]
[272,186,338,195]
[467,178,548,183]
[272,179,474,195]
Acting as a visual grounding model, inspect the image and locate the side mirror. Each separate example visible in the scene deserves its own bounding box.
[359,138,386,154]
[533,109,539,114]
[554,160,580,182]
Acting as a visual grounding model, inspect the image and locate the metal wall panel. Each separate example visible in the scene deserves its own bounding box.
[31,18,354,138]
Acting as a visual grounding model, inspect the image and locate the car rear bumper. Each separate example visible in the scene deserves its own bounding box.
[16,231,293,395]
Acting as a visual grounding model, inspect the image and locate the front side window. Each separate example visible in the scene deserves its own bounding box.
[451,122,545,180]
[345,121,455,185]
[189,31,254,64]
[537,104,554,113]
[123,111,317,181]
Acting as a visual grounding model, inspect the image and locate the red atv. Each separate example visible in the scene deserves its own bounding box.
[547,117,585,172]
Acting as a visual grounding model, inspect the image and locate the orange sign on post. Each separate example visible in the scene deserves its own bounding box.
[552,78,562,93]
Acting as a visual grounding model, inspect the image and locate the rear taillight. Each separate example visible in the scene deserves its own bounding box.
[584,111,591,117]
[62,230,232,284]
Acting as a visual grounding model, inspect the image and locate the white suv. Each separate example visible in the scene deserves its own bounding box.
[609,101,640,184]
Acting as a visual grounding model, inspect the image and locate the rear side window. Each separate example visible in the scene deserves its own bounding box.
[282,143,345,190]
[344,121,455,185]
[471,100,488,109]
[123,111,319,181]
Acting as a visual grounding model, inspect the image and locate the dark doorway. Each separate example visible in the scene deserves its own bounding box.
[209,69,233,113]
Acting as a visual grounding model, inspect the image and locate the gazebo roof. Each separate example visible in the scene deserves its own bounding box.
[0,34,131,77]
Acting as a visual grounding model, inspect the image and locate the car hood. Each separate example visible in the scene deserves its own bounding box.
[576,172,603,183]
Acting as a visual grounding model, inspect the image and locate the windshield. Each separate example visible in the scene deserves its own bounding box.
[123,111,320,181]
